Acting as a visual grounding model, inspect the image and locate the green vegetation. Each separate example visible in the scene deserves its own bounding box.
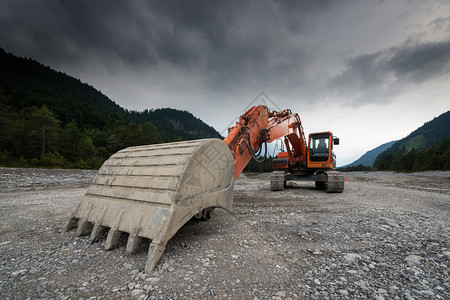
[381,110,450,156]
[0,48,221,169]
[373,139,450,172]
[371,110,450,172]
[337,164,372,172]
[339,139,450,172]
[0,104,164,169]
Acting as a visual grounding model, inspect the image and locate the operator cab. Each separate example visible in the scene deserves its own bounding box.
[309,133,330,162]
[308,132,339,169]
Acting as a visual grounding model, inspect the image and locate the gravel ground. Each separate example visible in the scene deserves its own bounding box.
[0,168,449,299]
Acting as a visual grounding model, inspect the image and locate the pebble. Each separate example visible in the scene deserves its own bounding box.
[420,290,434,296]
[131,289,145,297]
[378,217,400,227]
[343,253,362,262]
[338,289,349,296]
[275,291,286,297]
[405,255,424,264]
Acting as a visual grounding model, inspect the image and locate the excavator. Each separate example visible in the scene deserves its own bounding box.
[64,105,344,273]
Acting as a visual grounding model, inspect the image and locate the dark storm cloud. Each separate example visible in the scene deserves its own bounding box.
[329,39,450,104]
[0,1,159,66]
[0,0,344,86]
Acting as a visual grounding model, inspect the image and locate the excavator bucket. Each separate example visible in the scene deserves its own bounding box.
[63,138,235,273]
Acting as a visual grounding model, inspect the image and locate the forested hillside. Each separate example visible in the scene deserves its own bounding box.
[373,111,450,171]
[129,108,221,141]
[0,48,221,169]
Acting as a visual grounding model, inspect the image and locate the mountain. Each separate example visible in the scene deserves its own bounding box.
[0,47,221,141]
[343,140,397,168]
[129,108,221,141]
[0,48,126,129]
[373,110,450,171]
[377,110,450,156]
[0,47,221,169]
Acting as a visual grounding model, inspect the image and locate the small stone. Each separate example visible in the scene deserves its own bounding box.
[131,289,145,297]
[405,255,423,264]
[124,263,133,270]
[368,264,375,269]
[82,282,89,287]
[378,217,399,227]
[275,291,286,297]
[145,277,160,283]
[404,294,415,300]
[420,290,434,296]
[338,289,349,296]
[128,283,136,290]
[314,279,320,285]
[344,253,362,262]
[231,255,239,259]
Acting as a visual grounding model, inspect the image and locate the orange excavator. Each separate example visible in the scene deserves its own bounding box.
[225,105,344,192]
[64,104,344,273]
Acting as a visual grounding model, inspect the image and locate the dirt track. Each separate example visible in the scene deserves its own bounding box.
[0,168,449,299]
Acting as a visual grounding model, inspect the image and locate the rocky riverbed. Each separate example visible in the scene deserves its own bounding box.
[0,168,449,299]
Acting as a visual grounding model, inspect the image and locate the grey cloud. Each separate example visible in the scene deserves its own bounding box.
[429,16,450,32]
[329,39,450,104]
[390,40,450,83]
[2,0,447,109]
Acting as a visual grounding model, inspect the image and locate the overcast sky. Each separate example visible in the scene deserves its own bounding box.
[1,0,449,165]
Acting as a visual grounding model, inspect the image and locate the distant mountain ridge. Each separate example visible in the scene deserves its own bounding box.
[377,110,450,157]
[371,110,450,171]
[129,108,221,141]
[343,110,450,170]
[0,47,221,142]
[343,140,397,168]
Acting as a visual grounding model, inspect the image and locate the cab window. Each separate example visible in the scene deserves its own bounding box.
[309,135,329,162]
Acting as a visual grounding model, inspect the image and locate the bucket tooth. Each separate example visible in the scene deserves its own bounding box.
[126,235,142,254]
[63,217,78,232]
[145,243,166,273]
[89,223,105,243]
[76,219,91,236]
[105,229,122,250]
